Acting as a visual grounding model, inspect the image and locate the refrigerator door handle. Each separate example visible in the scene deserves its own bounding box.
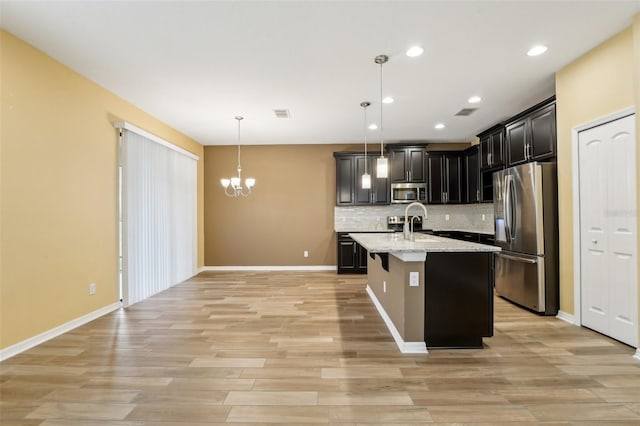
[503,175,512,243]
[497,253,537,264]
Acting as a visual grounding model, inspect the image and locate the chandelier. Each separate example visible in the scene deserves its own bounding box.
[220,116,255,197]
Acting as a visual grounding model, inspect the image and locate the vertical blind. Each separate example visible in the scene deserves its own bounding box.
[120,126,197,307]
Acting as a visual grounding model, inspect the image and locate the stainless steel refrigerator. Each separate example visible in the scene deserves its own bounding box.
[493,162,558,315]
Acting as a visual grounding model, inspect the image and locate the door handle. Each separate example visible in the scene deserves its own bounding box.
[497,253,537,264]
[592,239,598,244]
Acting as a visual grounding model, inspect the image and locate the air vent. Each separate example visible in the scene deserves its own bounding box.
[273,109,290,118]
[455,108,478,116]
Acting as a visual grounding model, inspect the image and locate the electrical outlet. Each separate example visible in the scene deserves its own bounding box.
[89,283,96,295]
[445,214,450,221]
[303,250,309,258]
[409,272,419,287]
[482,214,486,221]
[383,281,386,293]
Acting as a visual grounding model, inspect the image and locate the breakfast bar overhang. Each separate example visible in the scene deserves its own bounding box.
[349,232,501,353]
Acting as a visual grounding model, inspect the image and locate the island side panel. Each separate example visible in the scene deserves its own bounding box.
[367,253,405,338]
[390,255,425,342]
[367,253,426,343]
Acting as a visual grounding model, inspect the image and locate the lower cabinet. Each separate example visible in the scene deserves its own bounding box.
[337,232,367,274]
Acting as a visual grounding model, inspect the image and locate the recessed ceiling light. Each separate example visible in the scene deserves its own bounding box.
[527,45,548,57]
[468,96,482,104]
[368,124,378,130]
[406,46,424,57]
[434,123,445,130]
[382,96,394,104]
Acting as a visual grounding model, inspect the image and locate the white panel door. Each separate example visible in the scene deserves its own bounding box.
[578,114,637,347]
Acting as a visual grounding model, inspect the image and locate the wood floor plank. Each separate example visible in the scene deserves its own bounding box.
[1,270,639,424]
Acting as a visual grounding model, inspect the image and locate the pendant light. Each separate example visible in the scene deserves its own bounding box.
[360,101,371,189]
[375,54,389,178]
[220,116,255,197]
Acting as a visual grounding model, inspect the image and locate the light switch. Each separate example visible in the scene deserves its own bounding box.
[409,272,419,287]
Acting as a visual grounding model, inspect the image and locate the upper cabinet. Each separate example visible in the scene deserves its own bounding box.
[505,98,557,167]
[390,146,427,183]
[334,152,390,206]
[463,145,481,204]
[427,152,462,204]
[478,125,505,171]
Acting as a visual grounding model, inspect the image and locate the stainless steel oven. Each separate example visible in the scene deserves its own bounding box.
[391,183,427,204]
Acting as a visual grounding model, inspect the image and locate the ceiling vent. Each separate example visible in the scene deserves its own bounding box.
[455,108,478,116]
[273,109,290,118]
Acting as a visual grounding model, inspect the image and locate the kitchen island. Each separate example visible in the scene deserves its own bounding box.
[349,232,500,353]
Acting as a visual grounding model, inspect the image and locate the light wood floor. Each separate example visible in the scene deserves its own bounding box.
[2,271,640,425]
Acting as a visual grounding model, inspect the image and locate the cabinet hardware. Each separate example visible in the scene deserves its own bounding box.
[592,239,598,244]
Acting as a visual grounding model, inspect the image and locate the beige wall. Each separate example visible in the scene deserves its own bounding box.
[205,144,362,266]
[0,31,205,350]
[635,14,640,345]
[203,141,472,267]
[555,24,639,322]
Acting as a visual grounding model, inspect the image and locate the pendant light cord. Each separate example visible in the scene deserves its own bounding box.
[363,104,368,174]
[379,61,384,156]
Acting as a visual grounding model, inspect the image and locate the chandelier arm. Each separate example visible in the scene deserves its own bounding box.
[224,185,235,197]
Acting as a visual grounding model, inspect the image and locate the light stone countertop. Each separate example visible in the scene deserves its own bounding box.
[349,232,500,262]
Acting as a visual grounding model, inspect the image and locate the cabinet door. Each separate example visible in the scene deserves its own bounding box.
[479,135,491,170]
[337,240,357,273]
[354,156,372,204]
[372,157,390,204]
[530,103,556,160]
[390,149,407,183]
[506,120,527,166]
[490,130,505,167]
[464,147,480,203]
[335,156,354,205]
[408,148,426,182]
[427,155,444,204]
[445,154,462,204]
[357,243,369,273]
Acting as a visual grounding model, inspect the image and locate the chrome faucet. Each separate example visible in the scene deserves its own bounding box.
[403,201,428,241]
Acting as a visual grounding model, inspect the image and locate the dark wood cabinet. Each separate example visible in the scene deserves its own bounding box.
[427,153,462,204]
[334,153,390,206]
[335,155,355,205]
[463,145,480,203]
[479,126,505,170]
[390,146,426,183]
[337,232,367,274]
[506,99,556,167]
[425,252,494,348]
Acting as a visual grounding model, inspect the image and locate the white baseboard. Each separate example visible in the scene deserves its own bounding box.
[200,265,337,272]
[634,349,640,361]
[366,285,428,354]
[0,302,121,362]
[556,310,578,325]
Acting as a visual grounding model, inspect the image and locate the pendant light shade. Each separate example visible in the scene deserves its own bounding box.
[220,116,255,197]
[360,101,371,189]
[376,157,388,179]
[375,54,389,179]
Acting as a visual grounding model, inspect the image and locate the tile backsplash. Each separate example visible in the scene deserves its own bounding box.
[334,203,494,234]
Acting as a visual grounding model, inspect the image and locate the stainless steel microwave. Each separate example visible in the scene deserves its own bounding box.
[391,183,427,204]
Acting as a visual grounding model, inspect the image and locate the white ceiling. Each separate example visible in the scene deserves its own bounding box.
[2,1,639,146]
